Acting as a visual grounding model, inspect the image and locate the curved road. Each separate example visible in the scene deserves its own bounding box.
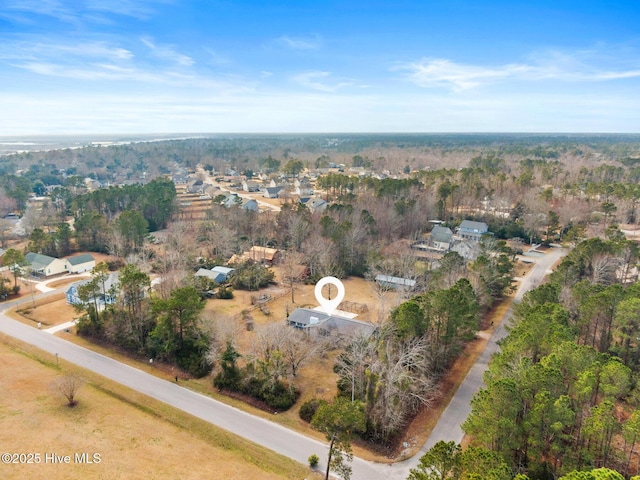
[0,248,565,480]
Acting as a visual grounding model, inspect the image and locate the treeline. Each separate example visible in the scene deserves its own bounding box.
[76,264,212,377]
[409,440,639,480]
[462,233,640,478]
[22,178,176,257]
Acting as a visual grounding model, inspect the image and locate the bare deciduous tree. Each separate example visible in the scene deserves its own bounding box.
[52,373,85,407]
[280,250,306,303]
[253,322,322,378]
[366,335,436,439]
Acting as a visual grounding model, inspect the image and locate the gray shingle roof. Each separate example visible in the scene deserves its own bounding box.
[67,253,95,266]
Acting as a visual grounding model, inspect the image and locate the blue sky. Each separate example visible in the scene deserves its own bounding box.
[1,0,640,134]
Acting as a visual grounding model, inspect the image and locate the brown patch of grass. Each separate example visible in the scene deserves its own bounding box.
[515,259,535,278]
[0,334,318,480]
[16,293,79,327]
[12,294,77,328]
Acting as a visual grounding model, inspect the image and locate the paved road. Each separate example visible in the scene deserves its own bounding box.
[0,306,390,479]
[0,248,566,480]
[393,246,568,476]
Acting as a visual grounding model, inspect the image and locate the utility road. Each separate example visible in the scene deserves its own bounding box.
[0,247,565,480]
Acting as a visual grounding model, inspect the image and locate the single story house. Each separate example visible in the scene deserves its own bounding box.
[451,239,481,260]
[242,180,260,192]
[287,308,375,336]
[211,266,234,282]
[186,179,205,194]
[295,184,313,197]
[195,268,224,283]
[222,193,242,208]
[25,252,68,277]
[66,253,96,273]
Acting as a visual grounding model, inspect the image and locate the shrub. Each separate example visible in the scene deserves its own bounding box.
[308,454,319,468]
[299,398,327,423]
[217,286,234,299]
[260,381,299,410]
[229,260,275,290]
[107,258,125,271]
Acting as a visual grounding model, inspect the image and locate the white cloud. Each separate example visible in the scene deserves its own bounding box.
[86,0,171,19]
[276,35,322,50]
[140,37,194,66]
[292,71,352,92]
[397,58,532,91]
[398,48,640,91]
[3,0,169,23]
[0,37,136,66]
[4,87,640,135]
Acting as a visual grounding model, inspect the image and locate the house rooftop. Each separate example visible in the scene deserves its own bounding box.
[459,220,489,233]
[287,308,375,335]
[211,266,234,275]
[431,225,453,242]
[25,252,57,268]
[66,253,95,266]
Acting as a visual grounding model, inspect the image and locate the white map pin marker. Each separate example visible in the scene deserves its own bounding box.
[314,276,345,316]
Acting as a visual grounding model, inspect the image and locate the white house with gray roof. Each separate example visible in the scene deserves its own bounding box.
[25,252,68,277]
[456,220,490,242]
[66,253,96,273]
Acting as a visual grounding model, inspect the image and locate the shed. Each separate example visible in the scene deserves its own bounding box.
[247,246,281,265]
[374,274,417,289]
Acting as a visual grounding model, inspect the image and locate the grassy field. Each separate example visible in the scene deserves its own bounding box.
[0,334,319,480]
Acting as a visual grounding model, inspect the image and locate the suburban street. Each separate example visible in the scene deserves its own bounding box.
[0,247,565,480]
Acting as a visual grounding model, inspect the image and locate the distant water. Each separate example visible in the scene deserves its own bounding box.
[0,133,209,156]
